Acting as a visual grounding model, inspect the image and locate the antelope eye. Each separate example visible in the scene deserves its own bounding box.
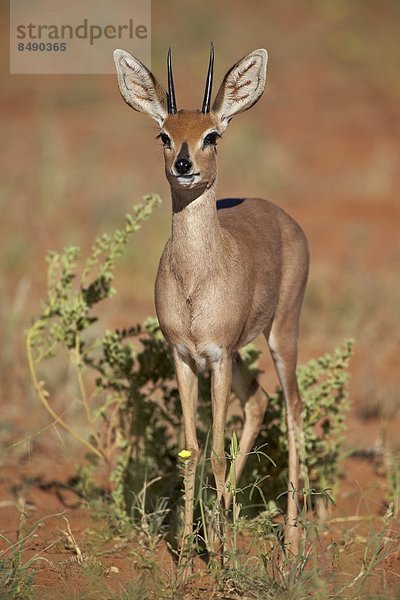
[203,132,219,147]
[159,132,171,147]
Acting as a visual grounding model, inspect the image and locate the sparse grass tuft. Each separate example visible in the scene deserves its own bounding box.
[0,504,56,600]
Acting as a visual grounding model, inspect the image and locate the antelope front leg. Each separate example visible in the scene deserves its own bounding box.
[174,350,199,565]
[209,351,233,555]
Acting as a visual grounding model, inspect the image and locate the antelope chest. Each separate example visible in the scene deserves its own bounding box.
[155,267,246,369]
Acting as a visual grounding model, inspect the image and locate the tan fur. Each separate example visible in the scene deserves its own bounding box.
[114,48,309,562]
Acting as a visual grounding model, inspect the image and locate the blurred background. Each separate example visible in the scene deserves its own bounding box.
[1,0,399,455]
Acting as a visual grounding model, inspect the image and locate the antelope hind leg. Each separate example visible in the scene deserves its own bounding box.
[225,353,269,511]
[268,326,303,556]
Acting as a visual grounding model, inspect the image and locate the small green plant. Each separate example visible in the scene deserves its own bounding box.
[130,476,170,552]
[387,450,400,517]
[0,505,55,600]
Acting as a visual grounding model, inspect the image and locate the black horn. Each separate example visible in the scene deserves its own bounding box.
[167,48,177,115]
[202,43,214,114]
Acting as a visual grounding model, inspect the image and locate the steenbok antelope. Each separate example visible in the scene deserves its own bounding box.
[113,45,309,559]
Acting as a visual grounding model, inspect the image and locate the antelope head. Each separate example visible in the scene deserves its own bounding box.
[113,46,268,195]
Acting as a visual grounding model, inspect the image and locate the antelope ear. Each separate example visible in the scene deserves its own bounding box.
[113,49,168,126]
[212,49,268,130]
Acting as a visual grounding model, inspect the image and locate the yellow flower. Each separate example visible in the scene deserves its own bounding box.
[178,449,192,460]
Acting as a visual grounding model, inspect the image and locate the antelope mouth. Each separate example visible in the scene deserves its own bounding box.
[174,173,201,186]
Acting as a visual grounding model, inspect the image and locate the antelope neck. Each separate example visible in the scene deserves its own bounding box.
[170,185,224,273]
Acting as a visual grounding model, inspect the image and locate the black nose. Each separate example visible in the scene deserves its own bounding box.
[175,158,192,175]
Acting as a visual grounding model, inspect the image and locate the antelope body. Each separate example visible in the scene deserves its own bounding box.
[114,46,309,559]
